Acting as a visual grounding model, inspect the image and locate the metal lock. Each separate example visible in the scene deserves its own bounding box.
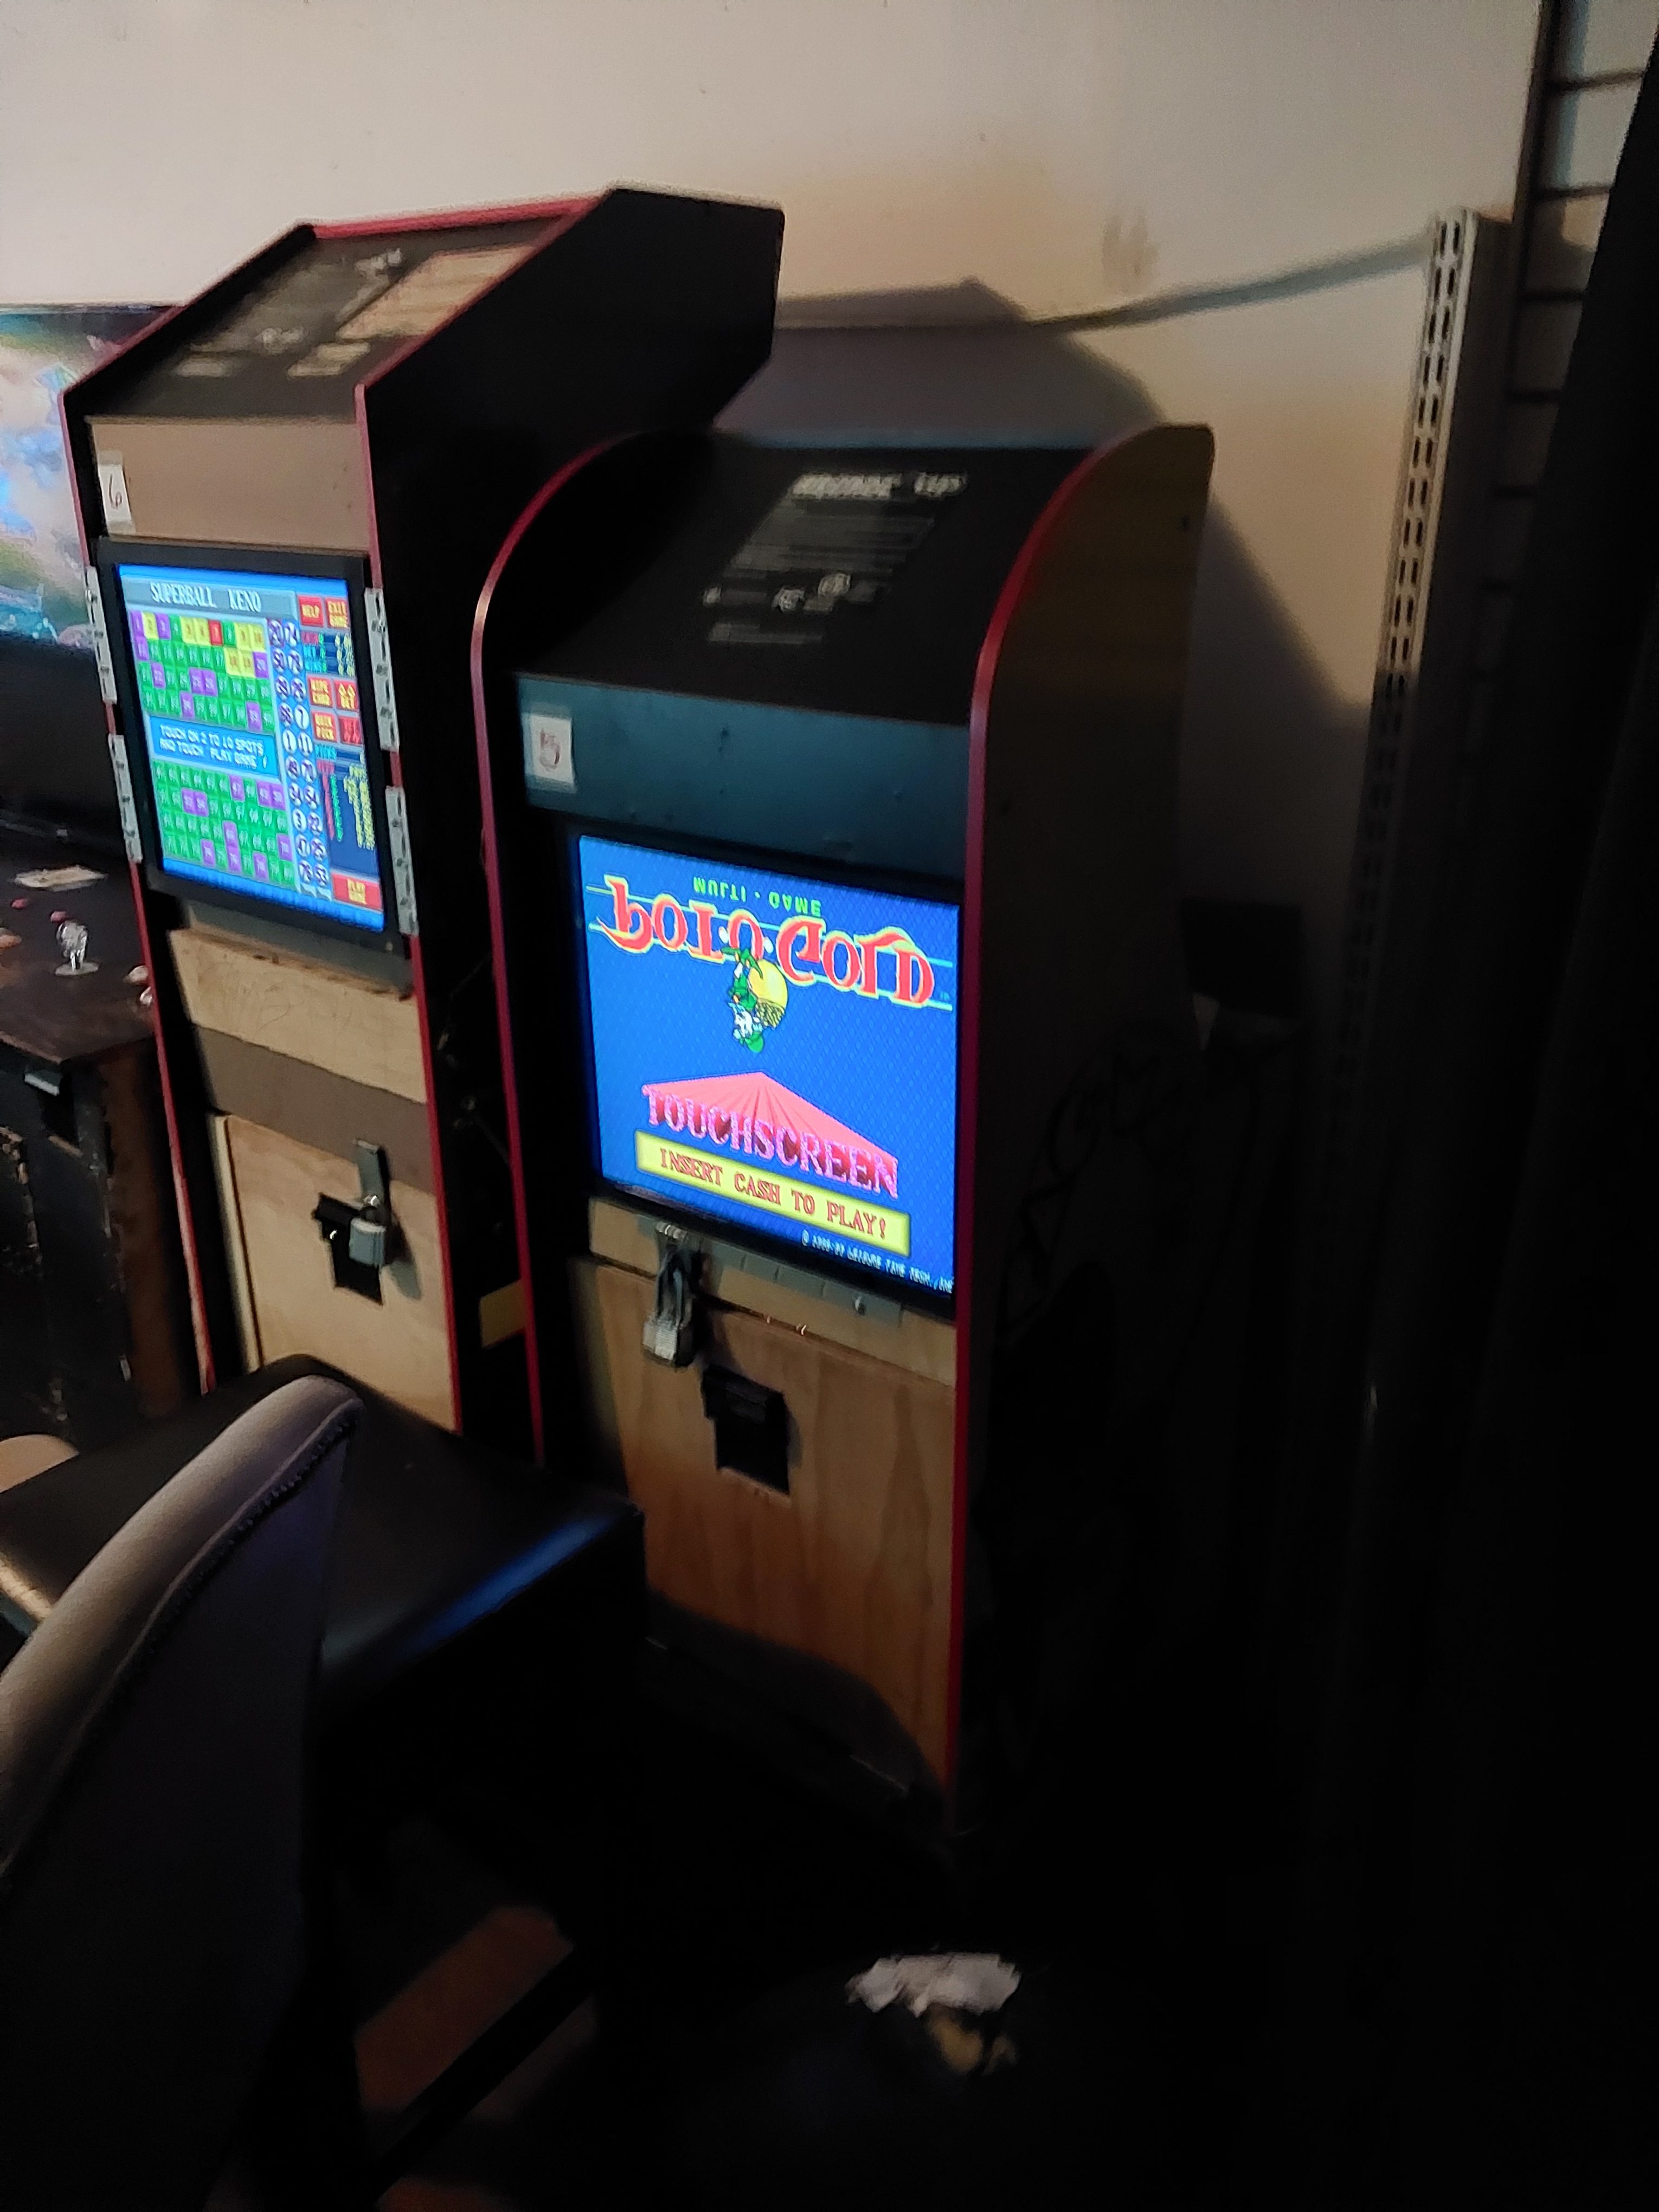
[313,1141,404,1301]
[642,1234,700,1367]
[347,1198,391,1271]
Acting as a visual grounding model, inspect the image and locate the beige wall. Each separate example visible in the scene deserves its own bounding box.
[1,2,1539,310]
[1,0,1545,1055]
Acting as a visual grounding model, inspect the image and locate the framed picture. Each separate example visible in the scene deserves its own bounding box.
[2,306,164,650]
[2,307,166,830]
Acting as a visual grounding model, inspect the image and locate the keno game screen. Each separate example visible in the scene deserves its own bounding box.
[118,561,384,930]
[578,832,960,1299]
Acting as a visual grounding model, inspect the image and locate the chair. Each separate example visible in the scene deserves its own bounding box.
[0,1358,646,2195]
[0,1355,641,1738]
[0,1377,358,2212]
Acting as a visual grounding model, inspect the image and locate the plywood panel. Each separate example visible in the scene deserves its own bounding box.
[88,417,368,550]
[223,1114,454,1430]
[587,1198,955,1386]
[171,927,426,1102]
[584,1258,954,1782]
[197,1028,434,1193]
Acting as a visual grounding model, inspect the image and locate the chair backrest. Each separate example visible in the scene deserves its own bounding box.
[0,1375,358,2212]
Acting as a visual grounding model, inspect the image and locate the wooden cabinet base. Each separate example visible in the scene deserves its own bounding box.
[577,1255,955,1787]
[212,1114,455,1431]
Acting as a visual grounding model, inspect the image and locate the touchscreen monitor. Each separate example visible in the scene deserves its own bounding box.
[576,831,959,1300]
[113,555,388,934]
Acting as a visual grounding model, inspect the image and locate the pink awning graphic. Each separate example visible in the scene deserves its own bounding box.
[641,1072,897,1196]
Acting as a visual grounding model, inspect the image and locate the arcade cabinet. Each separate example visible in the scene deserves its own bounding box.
[61,192,783,1448]
[3,308,193,1449]
[472,427,1214,1828]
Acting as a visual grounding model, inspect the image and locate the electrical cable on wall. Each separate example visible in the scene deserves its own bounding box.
[776,228,1432,333]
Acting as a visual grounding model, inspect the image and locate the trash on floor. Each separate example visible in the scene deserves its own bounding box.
[846,1953,1022,2017]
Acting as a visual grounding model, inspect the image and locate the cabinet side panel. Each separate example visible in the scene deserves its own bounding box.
[955,426,1215,1796]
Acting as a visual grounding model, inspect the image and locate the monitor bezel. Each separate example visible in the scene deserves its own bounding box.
[98,537,405,958]
[560,815,963,1320]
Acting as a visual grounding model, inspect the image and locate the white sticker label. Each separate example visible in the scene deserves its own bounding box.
[98,455,134,535]
[524,710,576,791]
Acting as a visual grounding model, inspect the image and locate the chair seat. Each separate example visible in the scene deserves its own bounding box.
[0,1356,640,1726]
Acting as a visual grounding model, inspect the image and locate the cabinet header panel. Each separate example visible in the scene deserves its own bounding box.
[519,438,1087,730]
[99,222,552,424]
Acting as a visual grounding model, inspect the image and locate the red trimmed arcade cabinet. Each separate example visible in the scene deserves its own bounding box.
[471,427,1215,1829]
[61,192,782,1451]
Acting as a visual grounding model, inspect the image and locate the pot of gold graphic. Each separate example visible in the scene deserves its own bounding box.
[729,955,789,1051]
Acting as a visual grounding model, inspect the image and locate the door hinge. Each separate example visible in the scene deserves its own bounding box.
[107,733,143,861]
[85,567,118,705]
[383,784,419,938]
[363,587,401,752]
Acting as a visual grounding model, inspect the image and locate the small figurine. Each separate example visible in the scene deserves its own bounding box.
[54,920,98,978]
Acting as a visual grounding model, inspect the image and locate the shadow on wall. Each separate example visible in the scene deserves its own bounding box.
[720,283,1375,1068]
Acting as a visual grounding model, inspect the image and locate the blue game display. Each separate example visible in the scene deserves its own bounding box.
[577,832,960,1297]
[116,560,385,931]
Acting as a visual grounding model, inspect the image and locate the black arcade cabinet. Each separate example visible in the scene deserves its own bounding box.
[472,427,1216,1824]
[61,191,782,1449]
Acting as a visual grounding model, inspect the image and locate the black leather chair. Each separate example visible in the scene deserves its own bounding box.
[0,1355,641,1738]
[0,1355,646,2194]
[0,1377,358,2212]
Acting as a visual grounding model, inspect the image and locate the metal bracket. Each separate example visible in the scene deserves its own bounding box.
[84,567,118,705]
[107,733,143,861]
[633,1212,902,1326]
[383,785,419,939]
[363,587,401,752]
[313,1140,405,1301]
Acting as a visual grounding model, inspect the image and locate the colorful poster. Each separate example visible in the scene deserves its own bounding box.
[0,308,159,647]
[578,832,960,1297]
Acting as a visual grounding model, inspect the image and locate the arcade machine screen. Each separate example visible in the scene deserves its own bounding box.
[575,831,960,1302]
[108,554,396,943]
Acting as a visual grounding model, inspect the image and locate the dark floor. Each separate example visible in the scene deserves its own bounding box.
[342,1637,1287,2210]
